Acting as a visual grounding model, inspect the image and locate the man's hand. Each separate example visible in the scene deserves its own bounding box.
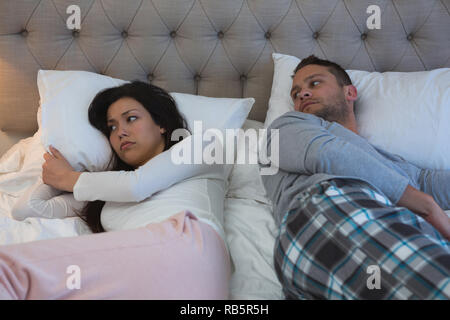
[397,185,450,241]
[424,201,450,242]
[42,146,82,192]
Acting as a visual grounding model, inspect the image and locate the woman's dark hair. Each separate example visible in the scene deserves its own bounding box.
[293,55,352,87]
[75,81,189,233]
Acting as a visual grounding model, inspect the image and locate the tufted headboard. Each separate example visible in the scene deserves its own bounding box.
[1,0,449,156]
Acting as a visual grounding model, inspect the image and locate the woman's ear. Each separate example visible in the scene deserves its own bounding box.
[160,127,166,134]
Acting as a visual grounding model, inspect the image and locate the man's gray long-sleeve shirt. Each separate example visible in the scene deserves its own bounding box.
[261,111,450,226]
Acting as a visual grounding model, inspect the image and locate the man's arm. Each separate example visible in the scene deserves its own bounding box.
[372,147,450,210]
[397,185,450,240]
[268,112,450,240]
[417,169,450,211]
[267,112,410,204]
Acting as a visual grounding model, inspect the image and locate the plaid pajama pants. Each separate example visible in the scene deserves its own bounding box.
[274,179,450,300]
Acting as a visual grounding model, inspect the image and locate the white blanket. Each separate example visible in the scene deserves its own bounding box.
[0,132,88,242]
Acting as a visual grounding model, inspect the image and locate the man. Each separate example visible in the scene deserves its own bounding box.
[261,55,450,300]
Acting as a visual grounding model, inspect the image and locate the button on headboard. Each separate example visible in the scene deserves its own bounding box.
[0,0,449,134]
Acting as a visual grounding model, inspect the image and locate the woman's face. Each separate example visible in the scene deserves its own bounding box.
[106,97,166,168]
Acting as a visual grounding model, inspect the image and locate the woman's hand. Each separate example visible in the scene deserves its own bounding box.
[42,146,82,192]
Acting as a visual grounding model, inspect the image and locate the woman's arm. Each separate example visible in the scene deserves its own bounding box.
[42,146,82,192]
[72,132,225,202]
[11,179,87,220]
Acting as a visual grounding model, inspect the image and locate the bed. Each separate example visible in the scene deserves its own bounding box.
[0,0,449,300]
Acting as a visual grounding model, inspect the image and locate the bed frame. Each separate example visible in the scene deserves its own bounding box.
[1,0,449,156]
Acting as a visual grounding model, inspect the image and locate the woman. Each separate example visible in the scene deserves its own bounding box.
[0,81,230,299]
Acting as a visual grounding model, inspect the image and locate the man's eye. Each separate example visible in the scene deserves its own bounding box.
[108,125,116,132]
[292,92,300,100]
[312,80,320,86]
[128,116,137,122]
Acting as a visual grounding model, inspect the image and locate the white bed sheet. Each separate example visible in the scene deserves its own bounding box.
[225,198,283,299]
[0,131,91,245]
[224,119,283,299]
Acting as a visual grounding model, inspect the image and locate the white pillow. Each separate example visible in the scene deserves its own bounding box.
[38,70,125,172]
[264,53,300,128]
[38,70,254,173]
[172,92,254,133]
[266,53,450,170]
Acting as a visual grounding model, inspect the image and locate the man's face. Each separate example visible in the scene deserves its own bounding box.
[290,64,355,123]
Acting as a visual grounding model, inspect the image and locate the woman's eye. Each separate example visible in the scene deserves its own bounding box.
[312,80,320,86]
[109,125,116,131]
[128,116,137,122]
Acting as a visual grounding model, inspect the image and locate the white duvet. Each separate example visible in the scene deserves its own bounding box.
[0,132,91,244]
[0,122,284,300]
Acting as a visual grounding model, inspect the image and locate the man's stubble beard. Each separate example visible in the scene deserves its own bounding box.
[312,92,350,125]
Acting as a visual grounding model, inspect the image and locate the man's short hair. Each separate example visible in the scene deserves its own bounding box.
[293,55,352,87]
